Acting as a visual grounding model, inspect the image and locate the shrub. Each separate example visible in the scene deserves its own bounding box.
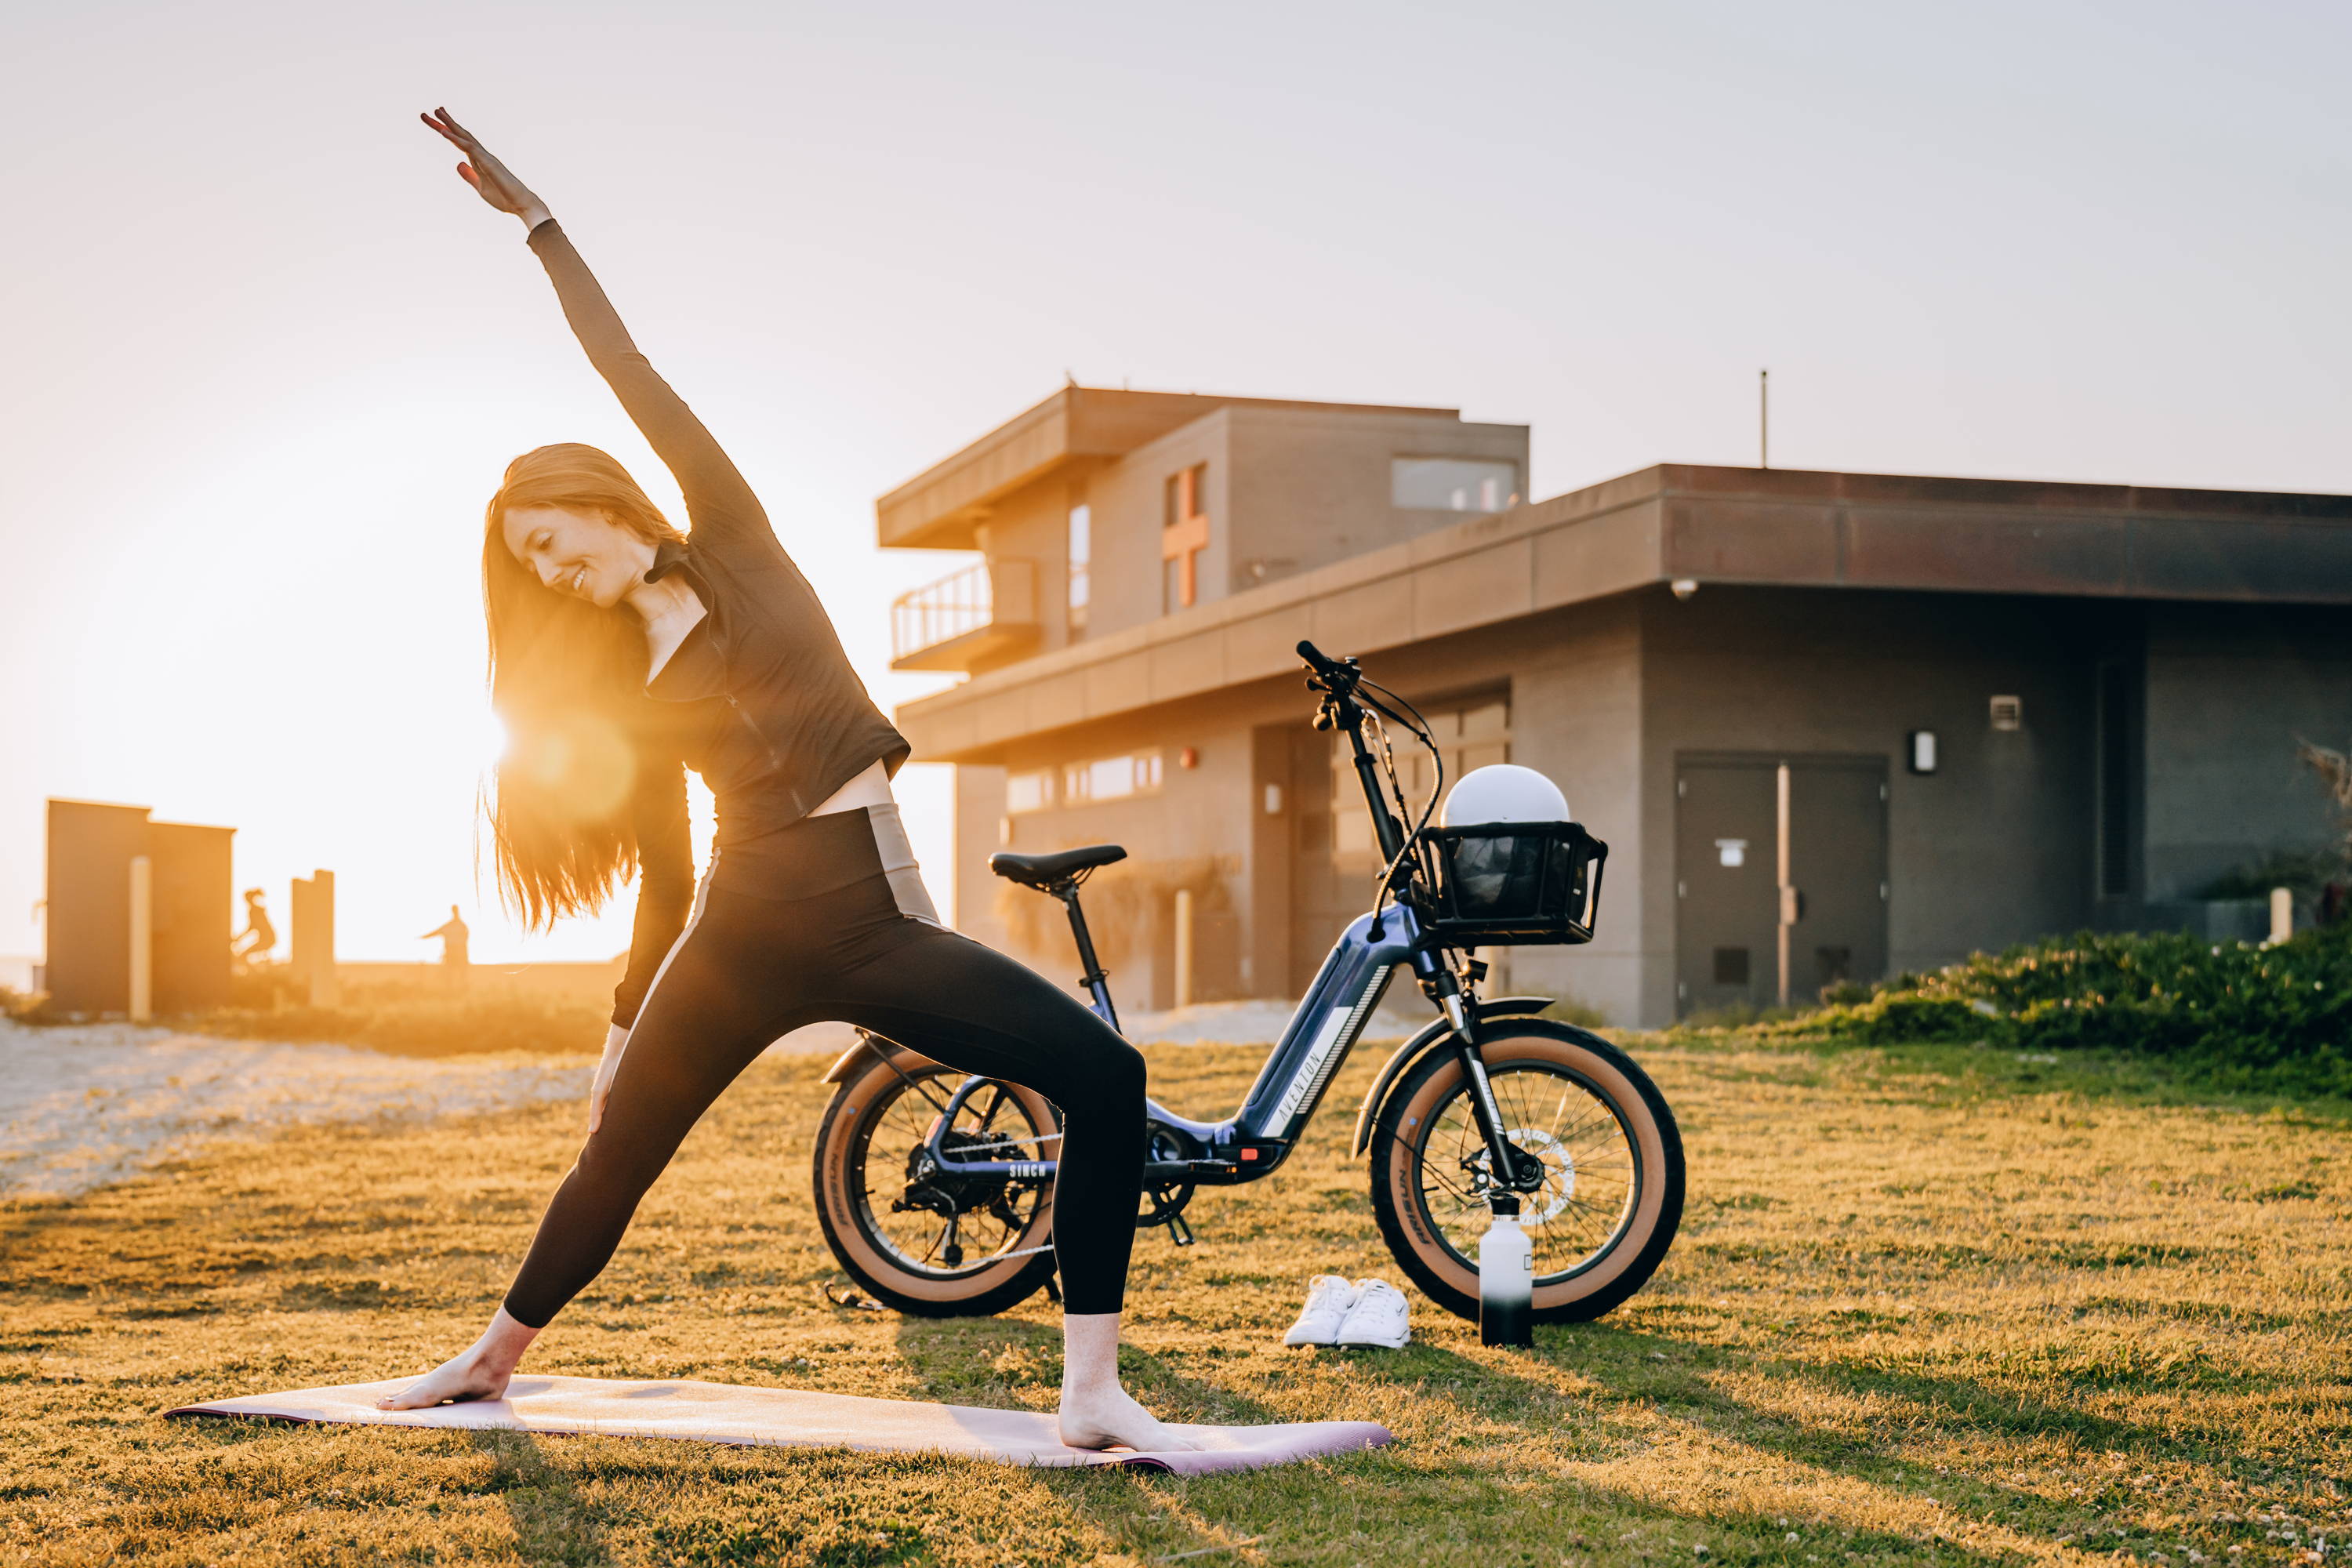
[1,985,53,1025]
[1782,924,2352,1098]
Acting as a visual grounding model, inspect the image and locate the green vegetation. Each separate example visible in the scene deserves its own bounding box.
[5,1033,2350,1565]
[1773,925,2352,1100]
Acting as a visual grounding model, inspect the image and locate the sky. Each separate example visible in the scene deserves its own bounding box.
[4,0,2347,967]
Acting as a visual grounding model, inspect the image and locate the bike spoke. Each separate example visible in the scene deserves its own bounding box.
[1414,1062,1639,1281]
[853,1070,1048,1278]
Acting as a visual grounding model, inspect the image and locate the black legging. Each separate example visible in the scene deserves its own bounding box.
[501,805,1145,1326]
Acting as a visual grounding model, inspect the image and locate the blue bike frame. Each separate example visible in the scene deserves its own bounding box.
[922,902,1438,1187]
[908,637,1541,1204]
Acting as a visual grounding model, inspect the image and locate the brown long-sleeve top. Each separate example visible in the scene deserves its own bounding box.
[525,220,911,1029]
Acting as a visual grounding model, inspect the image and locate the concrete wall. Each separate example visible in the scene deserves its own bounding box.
[954,405,1530,664]
[965,687,1267,1011]
[1502,597,1646,1025]
[1638,585,2113,1022]
[43,800,234,1016]
[964,476,1076,672]
[949,601,1642,1019]
[1221,405,1528,595]
[1083,413,1232,643]
[2142,602,2352,898]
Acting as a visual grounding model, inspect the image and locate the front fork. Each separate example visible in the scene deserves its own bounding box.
[1416,947,1535,1198]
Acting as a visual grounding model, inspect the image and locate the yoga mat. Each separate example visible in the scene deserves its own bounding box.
[165,1374,1392,1476]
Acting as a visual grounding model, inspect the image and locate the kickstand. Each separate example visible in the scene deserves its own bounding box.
[1044,1269,1063,1305]
[1165,1211,1195,1247]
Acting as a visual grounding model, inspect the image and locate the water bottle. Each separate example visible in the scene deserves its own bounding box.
[1479,1194,1534,1348]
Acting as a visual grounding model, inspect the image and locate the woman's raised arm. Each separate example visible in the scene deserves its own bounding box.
[419,110,771,545]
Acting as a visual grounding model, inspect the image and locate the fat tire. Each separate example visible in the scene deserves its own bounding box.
[1368,1019,1682,1323]
[811,1040,1060,1318]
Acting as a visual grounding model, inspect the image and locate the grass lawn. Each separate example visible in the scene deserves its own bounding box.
[2,1033,2348,1566]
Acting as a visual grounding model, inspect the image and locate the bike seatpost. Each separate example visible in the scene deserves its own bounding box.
[1057,883,1120,1033]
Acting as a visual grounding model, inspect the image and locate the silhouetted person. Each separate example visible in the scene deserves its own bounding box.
[422,906,471,989]
[232,888,276,971]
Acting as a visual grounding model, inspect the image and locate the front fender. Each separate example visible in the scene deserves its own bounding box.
[1348,995,1557,1157]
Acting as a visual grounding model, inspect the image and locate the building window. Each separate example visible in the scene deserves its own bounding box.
[1065,750,1164,805]
[1006,769,1054,814]
[1392,457,1519,514]
[1330,692,1509,855]
[1067,503,1091,639]
[1162,463,1209,612]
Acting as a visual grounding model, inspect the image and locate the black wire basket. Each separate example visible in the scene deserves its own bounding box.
[1417,821,1608,946]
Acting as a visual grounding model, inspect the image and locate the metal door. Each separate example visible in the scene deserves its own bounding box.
[1674,762,1777,1013]
[1675,754,1888,1016]
[1787,759,1889,998]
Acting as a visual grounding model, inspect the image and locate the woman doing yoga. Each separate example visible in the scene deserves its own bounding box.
[387,110,1190,1453]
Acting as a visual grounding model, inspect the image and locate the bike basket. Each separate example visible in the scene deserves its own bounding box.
[1418,821,1608,946]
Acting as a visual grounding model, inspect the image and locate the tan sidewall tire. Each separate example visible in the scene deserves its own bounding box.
[1374,1025,1682,1322]
[813,1044,1060,1313]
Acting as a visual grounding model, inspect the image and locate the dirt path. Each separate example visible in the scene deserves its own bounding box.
[0,1020,589,1201]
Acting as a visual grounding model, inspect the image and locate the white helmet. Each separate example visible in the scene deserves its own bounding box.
[1441,764,1570,827]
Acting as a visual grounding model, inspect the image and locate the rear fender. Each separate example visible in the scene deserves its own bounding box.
[1348,995,1556,1156]
[821,1029,938,1085]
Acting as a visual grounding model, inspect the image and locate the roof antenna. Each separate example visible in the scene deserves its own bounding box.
[1759,368,1769,469]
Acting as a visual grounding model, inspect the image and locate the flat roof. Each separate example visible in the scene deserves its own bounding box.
[876,385,1465,551]
[891,462,2352,762]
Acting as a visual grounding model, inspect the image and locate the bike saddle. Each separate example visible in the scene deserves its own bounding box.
[987,844,1127,888]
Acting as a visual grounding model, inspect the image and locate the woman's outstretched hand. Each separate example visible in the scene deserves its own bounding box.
[419,107,551,230]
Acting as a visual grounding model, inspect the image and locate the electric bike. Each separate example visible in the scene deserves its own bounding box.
[811,640,1684,1324]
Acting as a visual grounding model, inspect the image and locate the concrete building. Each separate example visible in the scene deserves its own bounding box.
[45,798,235,1018]
[879,387,2352,1027]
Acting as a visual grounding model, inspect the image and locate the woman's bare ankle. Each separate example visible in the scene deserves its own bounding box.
[1054,1310,1196,1451]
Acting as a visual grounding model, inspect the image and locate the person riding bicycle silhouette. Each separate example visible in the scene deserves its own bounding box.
[231,888,276,972]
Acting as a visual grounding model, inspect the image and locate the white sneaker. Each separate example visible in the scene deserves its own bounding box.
[1334,1278,1411,1348]
[1283,1274,1363,1346]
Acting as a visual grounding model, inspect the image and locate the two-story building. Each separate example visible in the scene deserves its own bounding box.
[878,386,2352,1027]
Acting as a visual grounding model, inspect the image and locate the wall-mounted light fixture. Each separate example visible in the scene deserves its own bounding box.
[1907,730,1938,775]
[1179,746,1200,770]
[1989,695,2023,731]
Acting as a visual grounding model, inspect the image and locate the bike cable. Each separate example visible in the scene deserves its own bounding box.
[1353,677,1446,933]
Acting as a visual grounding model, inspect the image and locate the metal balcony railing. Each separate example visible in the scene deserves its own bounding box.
[891,557,1038,670]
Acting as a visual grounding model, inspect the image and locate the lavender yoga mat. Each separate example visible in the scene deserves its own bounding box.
[164,1374,1392,1476]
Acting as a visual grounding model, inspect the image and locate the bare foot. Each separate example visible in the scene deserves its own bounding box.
[373,1350,513,1411]
[1057,1384,1199,1452]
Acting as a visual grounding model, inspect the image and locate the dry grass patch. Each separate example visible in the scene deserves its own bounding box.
[2,1036,2347,1565]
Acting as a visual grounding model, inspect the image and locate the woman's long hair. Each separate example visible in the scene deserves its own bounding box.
[481,444,686,929]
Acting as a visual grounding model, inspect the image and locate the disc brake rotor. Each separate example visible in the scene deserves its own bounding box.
[1504,1126,1574,1221]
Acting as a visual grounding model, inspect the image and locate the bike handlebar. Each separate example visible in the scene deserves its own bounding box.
[1295,639,1358,687]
